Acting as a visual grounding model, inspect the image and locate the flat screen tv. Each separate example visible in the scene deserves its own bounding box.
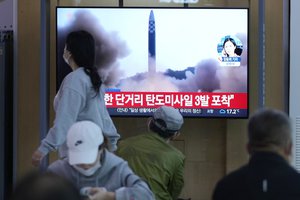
[56,7,248,118]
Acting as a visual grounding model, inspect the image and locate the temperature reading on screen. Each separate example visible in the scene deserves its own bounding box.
[226,109,240,115]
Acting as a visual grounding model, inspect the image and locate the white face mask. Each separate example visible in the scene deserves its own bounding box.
[73,161,101,176]
[73,151,102,176]
[63,46,71,65]
[63,54,70,65]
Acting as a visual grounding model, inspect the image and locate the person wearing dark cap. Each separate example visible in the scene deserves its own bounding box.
[116,106,185,200]
[48,120,154,200]
[213,108,300,200]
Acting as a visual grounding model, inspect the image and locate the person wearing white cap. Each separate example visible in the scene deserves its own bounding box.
[116,106,185,200]
[48,120,154,200]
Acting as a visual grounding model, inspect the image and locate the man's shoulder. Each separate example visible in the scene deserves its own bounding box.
[217,165,248,185]
[166,143,184,160]
[280,163,300,183]
[212,165,249,199]
[118,133,149,146]
[213,159,300,200]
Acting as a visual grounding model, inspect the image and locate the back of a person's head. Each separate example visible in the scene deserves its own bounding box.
[10,171,82,200]
[149,106,184,139]
[248,108,292,152]
[66,30,95,68]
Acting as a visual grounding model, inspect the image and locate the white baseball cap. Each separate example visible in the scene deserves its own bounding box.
[66,121,104,165]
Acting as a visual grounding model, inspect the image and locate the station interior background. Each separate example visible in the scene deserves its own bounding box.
[1,0,298,199]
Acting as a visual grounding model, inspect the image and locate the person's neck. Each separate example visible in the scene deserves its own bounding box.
[69,60,79,71]
[251,148,291,163]
[148,130,170,143]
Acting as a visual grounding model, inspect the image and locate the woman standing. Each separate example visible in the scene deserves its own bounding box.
[32,30,120,166]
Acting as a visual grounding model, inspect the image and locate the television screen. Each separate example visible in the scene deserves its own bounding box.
[56,7,248,118]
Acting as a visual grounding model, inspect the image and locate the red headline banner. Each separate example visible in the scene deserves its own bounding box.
[104,92,247,109]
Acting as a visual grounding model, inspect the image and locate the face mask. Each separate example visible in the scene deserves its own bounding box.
[73,161,101,176]
[73,151,102,176]
[63,54,70,65]
[63,47,71,65]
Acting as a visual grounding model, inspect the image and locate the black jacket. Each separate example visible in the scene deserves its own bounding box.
[213,152,300,200]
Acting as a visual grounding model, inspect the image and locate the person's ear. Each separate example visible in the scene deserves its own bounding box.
[284,141,292,156]
[175,131,181,138]
[170,131,180,141]
[147,117,152,131]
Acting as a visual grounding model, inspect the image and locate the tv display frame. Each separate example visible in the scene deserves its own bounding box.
[56,6,249,118]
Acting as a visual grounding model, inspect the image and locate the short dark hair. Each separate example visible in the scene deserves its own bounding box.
[149,118,177,139]
[248,108,292,150]
[10,171,82,200]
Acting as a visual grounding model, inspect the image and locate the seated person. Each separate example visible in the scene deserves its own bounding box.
[10,171,82,200]
[48,120,154,200]
[116,106,185,200]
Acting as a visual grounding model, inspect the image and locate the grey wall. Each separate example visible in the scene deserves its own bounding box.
[0,0,13,30]
[289,0,300,170]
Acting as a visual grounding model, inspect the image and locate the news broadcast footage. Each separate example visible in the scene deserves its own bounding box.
[56,7,248,118]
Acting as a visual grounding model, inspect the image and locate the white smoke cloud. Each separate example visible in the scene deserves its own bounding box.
[119,72,179,92]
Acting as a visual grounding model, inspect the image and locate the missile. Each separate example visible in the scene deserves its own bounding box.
[148,10,156,74]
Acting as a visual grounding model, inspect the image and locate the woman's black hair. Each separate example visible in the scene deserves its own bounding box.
[65,30,101,94]
[234,47,243,56]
